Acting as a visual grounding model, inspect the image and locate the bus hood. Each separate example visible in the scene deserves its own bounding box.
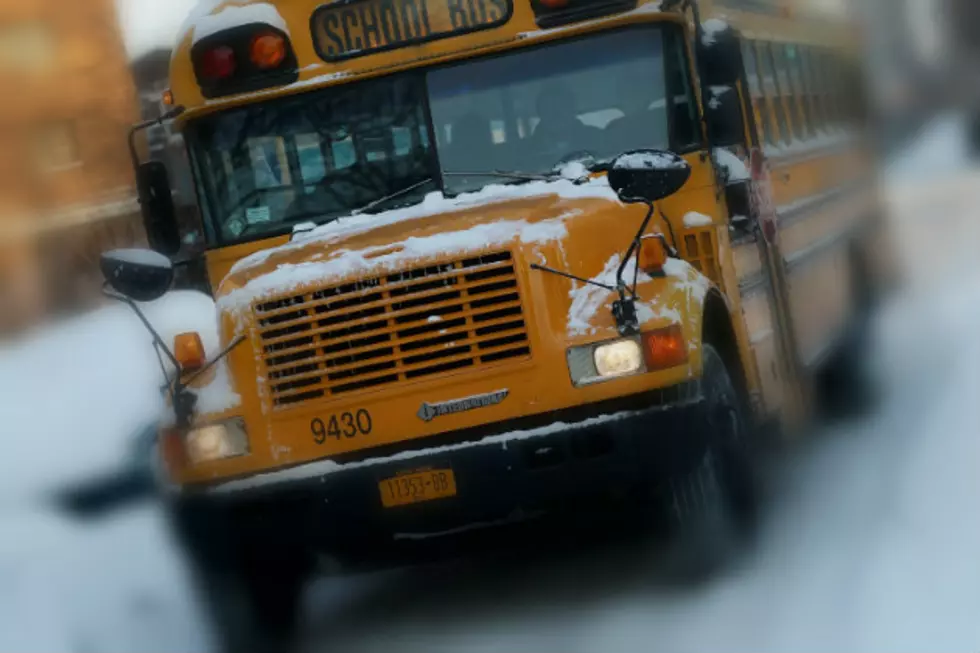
[215,177,632,322]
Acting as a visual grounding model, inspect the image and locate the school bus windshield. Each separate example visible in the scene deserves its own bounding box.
[187,25,698,245]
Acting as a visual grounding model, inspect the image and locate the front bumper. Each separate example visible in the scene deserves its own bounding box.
[172,383,708,563]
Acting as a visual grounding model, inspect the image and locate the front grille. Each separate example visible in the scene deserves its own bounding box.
[254,251,531,408]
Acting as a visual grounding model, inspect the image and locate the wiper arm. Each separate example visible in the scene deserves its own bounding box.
[351,177,435,216]
[443,170,553,182]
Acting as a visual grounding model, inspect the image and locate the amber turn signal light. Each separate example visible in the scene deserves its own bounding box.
[642,325,687,370]
[638,235,668,274]
[174,332,207,371]
[250,32,287,70]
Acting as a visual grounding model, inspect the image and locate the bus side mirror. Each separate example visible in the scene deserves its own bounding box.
[608,150,692,204]
[705,86,745,147]
[698,20,744,87]
[100,249,174,302]
[137,161,181,257]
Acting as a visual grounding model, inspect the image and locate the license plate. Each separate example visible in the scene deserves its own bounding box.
[379,469,457,508]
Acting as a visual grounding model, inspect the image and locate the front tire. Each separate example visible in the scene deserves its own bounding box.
[662,344,759,580]
[169,499,312,653]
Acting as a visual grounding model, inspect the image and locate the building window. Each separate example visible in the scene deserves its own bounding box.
[34,121,80,172]
[0,23,54,73]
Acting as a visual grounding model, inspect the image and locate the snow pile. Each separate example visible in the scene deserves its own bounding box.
[0,291,217,500]
[708,85,733,110]
[700,18,728,46]
[187,359,241,418]
[188,2,288,45]
[566,254,695,336]
[232,178,617,275]
[219,217,573,317]
[557,160,590,181]
[886,112,976,181]
[682,212,713,228]
[714,147,750,182]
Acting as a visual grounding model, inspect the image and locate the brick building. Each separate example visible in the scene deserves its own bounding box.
[0,0,142,331]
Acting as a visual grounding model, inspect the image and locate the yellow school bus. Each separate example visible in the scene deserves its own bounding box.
[101,0,893,646]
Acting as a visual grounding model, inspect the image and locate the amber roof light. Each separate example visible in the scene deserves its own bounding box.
[250,32,287,70]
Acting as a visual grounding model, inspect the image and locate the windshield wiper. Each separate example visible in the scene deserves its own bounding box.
[351,177,436,216]
[443,170,553,182]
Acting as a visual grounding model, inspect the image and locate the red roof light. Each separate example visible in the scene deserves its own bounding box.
[200,46,236,81]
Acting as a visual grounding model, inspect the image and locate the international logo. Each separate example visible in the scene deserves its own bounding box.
[417,390,509,422]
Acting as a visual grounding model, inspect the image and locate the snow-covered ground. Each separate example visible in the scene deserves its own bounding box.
[2,115,979,652]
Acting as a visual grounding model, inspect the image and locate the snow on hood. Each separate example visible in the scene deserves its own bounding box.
[218,216,573,319]
[230,177,617,277]
[566,255,709,337]
[180,1,288,46]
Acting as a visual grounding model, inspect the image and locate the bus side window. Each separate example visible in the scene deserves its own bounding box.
[664,28,700,151]
[761,42,795,144]
[784,43,810,140]
[799,46,826,133]
[816,49,840,127]
[742,40,775,147]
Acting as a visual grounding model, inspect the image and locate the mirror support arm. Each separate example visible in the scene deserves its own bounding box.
[103,284,180,372]
[128,106,186,178]
[102,286,194,428]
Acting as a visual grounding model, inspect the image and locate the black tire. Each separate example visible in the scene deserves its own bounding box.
[662,344,759,581]
[816,250,879,418]
[168,499,312,653]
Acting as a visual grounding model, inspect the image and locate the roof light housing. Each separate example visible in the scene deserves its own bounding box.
[191,24,298,99]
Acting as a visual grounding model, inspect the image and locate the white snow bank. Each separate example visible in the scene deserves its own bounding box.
[0,508,210,653]
[213,410,644,493]
[189,2,288,45]
[231,177,617,276]
[220,217,573,317]
[0,291,217,500]
[886,112,977,182]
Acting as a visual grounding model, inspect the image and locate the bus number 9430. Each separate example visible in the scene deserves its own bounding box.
[311,410,373,443]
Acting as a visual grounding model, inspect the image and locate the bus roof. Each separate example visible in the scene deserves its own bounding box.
[168,0,679,118]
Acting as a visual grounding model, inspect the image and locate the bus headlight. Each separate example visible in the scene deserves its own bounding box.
[185,418,249,464]
[567,337,645,386]
[594,340,644,377]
